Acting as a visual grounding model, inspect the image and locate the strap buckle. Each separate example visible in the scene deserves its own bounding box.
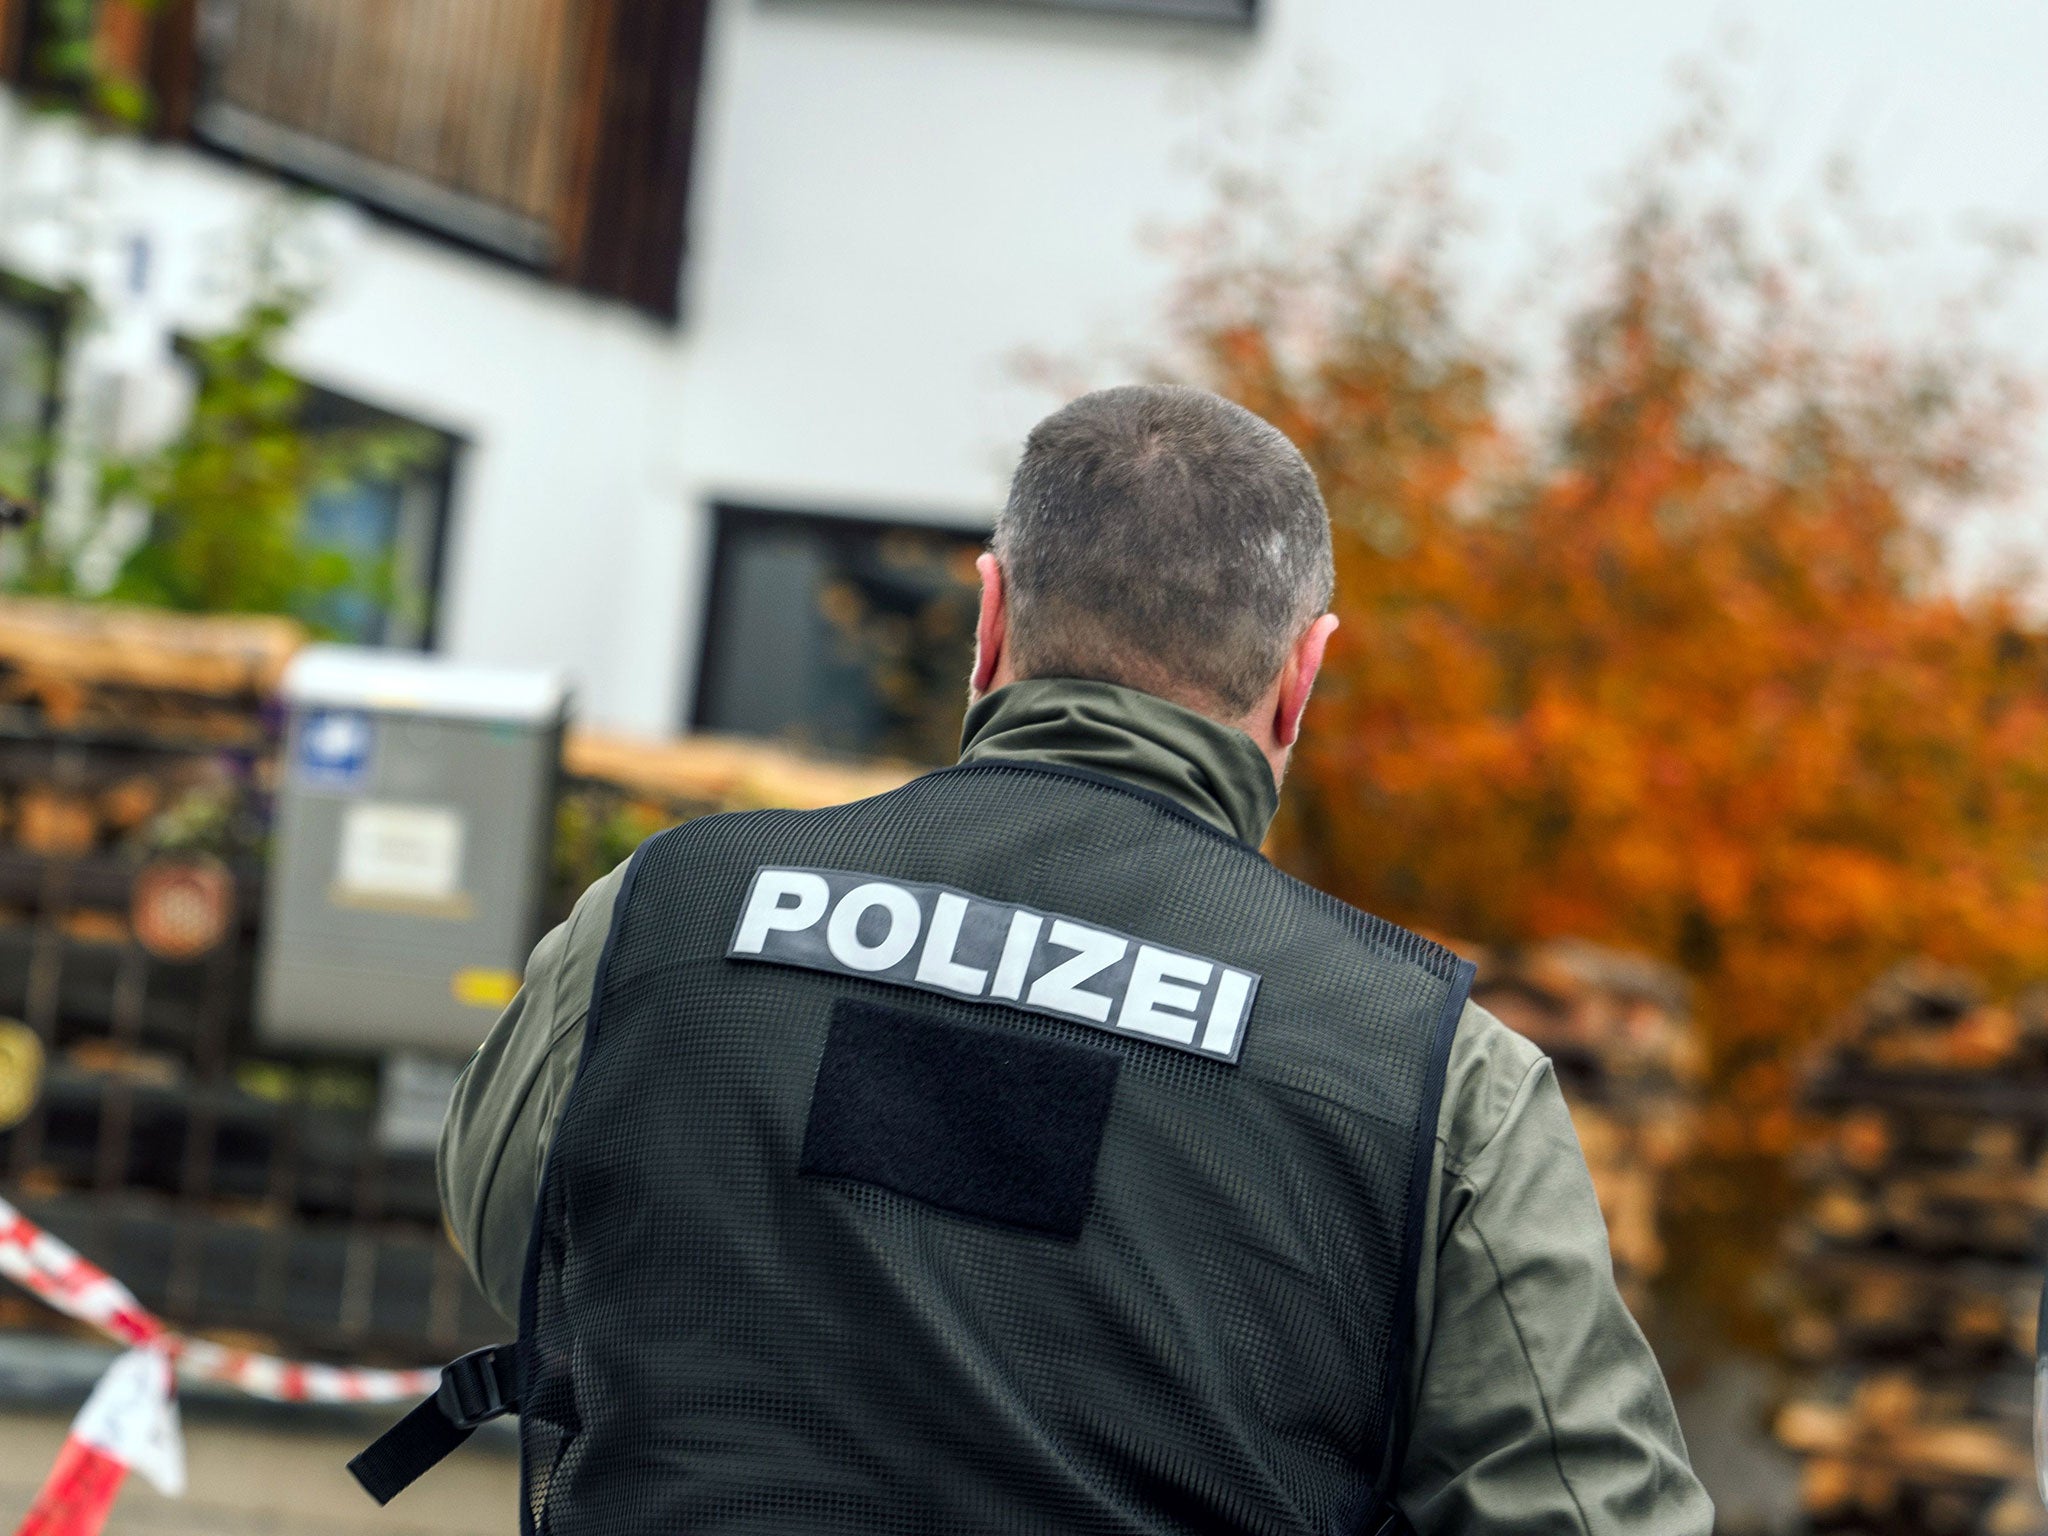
[349,1342,520,1504]
[435,1343,520,1429]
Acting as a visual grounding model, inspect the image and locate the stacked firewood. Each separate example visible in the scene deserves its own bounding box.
[0,600,294,896]
[1777,963,2048,1536]
[551,729,916,912]
[564,729,913,816]
[1466,940,1703,1317]
[0,598,918,886]
[0,597,300,747]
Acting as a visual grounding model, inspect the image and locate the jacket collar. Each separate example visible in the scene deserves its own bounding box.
[957,678,1279,846]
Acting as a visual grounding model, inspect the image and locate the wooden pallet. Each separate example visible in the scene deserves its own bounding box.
[1781,963,2048,1534]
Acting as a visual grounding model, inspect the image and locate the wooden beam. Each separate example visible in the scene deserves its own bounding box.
[144,0,199,139]
[0,0,32,82]
[567,0,710,321]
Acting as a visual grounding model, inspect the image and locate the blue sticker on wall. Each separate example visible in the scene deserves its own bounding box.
[297,708,375,789]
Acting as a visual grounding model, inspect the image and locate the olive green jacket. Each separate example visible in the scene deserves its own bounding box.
[439,679,1713,1535]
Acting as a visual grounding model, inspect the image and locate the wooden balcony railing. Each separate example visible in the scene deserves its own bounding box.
[0,0,710,320]
[197,0,601,266]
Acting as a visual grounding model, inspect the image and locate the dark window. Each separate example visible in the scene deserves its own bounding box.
[296,386,460,650]
[693,505,985,765]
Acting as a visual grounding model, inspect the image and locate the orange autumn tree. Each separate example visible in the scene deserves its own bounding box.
[1167,173,2048,1277]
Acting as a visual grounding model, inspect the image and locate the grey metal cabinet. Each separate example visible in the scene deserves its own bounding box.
[257,646,569,1056]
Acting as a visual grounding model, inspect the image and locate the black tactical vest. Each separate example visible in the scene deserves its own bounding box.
[518,760,1471,1536]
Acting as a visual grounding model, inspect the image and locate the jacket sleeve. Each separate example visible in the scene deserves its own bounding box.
[1396,1004,1714,1535]
[437,860,628,1321]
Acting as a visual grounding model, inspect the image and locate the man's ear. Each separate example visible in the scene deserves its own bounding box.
[1274,613,1339,748]
[972,552,1008,698]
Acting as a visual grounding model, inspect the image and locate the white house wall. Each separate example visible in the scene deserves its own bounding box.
[0,0,2044,734]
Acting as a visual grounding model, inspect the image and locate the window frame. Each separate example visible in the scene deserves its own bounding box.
[158,337,466,650]
[689,500,990,752]
[295,382,464,652]
[0,270,75,505]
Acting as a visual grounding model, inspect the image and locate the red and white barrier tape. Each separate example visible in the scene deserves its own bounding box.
[0,1192,441,1403]
[3,1190,457,1534]
[0,1202,159,1351]
[16,1345,183,1536]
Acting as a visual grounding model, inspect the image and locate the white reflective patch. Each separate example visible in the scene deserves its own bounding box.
[732,869,831,954]
[1203,968,1257,1058]
[1118,946,1213,1045]
[990,909,1042,1001]
[915,891,988,995]
[1027,921,1128,1023]
[726,867,1261,1062]
[825,882,923,972]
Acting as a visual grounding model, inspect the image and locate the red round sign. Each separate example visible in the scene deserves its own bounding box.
[131,856,235,962]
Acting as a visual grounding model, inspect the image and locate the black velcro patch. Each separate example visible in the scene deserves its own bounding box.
[800,998,1120,1241]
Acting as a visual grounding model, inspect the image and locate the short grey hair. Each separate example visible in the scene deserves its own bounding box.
[992,384,1335,716]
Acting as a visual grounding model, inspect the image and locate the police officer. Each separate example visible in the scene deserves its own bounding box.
[407,386,1713,1533]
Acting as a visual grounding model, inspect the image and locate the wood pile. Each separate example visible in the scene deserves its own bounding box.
[1777,962,2048,1536]
[550,728,918,914]
[563,729,914,816]
[0,599,293,880]
[0,596,303,747]
[1465,939,1703,1317]
[0,596,917,882]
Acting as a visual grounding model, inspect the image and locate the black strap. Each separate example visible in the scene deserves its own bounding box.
[348,1343,520,1505]
[349,1393,477,1506]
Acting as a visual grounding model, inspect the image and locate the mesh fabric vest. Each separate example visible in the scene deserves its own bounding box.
[519,760,1471,1535]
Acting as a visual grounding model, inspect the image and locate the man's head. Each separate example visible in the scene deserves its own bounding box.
[973,384,1339,783]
